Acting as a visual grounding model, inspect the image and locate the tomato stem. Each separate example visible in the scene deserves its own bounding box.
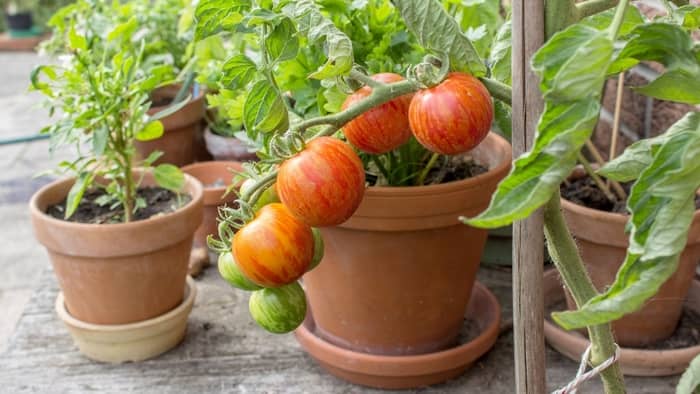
[348,69,384,89]
[479,77,512,106]
[415,152,440,186]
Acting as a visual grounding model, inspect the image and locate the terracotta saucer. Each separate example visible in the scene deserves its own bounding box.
[56,276,197,363]
[295,281,501,389]
[543,269,700,376]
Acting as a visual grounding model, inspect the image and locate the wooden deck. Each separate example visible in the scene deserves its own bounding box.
[0,265,681,393]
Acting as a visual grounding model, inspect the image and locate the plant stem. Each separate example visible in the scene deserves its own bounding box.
[349,69,384,89]
[416,153,439,186]
[577,152,618,203]
[584,140,628,201]
[479,77,513,106]
[576,0,619,20]
[608,0,629,40]
[543,195,626,394]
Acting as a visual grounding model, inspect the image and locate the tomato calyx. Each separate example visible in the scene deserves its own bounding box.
[407,54,451,89]
[269,132,306,161]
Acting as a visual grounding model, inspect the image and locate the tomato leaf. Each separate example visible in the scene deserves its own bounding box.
[553,112,700,329]
[92,127,108,155]
[266,17,299,64]
[154,164,185,192]
[580,5,645,37]
[489,20,511,85]
[135,121,164,141]
[283,0,353,79]
[243,79,289,135]
[221,54,257,90]
[677,353,700,394]
[194,0,250,40]
[65,172,94,219]
[393,0,487,77]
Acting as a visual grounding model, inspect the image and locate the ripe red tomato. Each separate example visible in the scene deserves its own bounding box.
[341,73,413,154]
[409,72,493,155]
[277,137,365,227]
[233,203,313,287]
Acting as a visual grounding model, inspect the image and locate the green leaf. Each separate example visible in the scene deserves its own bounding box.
[532,25,613,102]
[243,79,289,135]
[393,0,487,76]
[68,25,87,51]
[220,55,257,89]
[682,7,700,30]
[149,95,192,121]
[284,0,353,79]
[65,172,93,219]
[553,112,700,329]
[489,20,511,85]
[136,121,165,141]
[92,127,108,156]
[142,151,164,166]
[154,164,185,192]
[195,0,250,40]
[493,99,512,141]
[580,5,645,37]
[677,353,700,394]
[266,17,299,63]
[633,69,700,104]
[107,17,138,42]
[30,65,57,96]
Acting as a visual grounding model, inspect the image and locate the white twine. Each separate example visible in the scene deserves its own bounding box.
[552,344,621,394]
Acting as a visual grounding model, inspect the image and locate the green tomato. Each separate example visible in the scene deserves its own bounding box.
[240,180,280,211]
[306,227,324,273]
[249,282,307,334]
[218,252,262,291]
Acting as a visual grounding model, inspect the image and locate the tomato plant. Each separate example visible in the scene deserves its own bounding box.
[233,203,314,288]
[409,72,493,155]
[277,137,366,227]
[341,73,413,154]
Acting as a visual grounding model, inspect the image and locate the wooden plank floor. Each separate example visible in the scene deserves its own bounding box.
[0,265,680,393]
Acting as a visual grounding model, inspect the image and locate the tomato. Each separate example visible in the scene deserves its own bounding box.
[306,228,324,273]
[249,281,307,334]
[277,137,365,227]
[240,180,280,211]
[408,72,493,155]
[218,252,262,291]
[233,203,314,287]
[341,73,413,154]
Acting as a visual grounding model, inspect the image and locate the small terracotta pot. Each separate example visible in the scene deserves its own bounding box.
[134,85,206,166]
[303,132,511,356]
[181,161,243,250]
[560,198,700,347]
[203,127,258,162]
[30,172,204,325]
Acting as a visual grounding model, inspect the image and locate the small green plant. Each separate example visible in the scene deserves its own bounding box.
[31,25,186,222]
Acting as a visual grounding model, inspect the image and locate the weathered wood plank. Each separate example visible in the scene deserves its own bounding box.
[0,267,680,393]
[511,0,547,393]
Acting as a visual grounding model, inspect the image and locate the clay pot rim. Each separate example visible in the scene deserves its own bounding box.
[363,132,512,198]
[29,171,204,231]
[56,276,196,332]
[295,281,500,377]
[542,269,700,376]
[561,197,700,225]
[181,160,243,201]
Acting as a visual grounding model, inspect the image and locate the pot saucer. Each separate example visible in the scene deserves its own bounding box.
[55,276,197,363]
[543,269,700,376]
[295,281,501,389]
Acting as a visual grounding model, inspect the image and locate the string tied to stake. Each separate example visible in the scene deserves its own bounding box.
[552,343,621,394]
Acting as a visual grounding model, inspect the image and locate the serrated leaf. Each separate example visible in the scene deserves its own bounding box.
[284,0,353,79]
[266,17,299,63]
[65,172,93,219]
[195,0,250,40]
[243,79,289,135]
[92,127,108,156]
[393,0,487,76]
[489,20,511,85]
[677,353,700,394]
[553,112,700,329]
[154,164,185,192]
[136,121,164,141]
[221,55,257,89]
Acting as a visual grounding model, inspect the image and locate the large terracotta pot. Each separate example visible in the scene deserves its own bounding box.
[30,172,204,325]
[181,161,242,250]
[561,198,700,347]
[135,85,206,166]
[303,132,511,356]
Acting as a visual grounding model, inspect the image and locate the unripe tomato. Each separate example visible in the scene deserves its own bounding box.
[306,228,324,273]
[249,281,307,334]
[341,73,413,154]
[409,72,493,155]
[233,203,314,287]
[277,137,365,227]
[240,180,280,211]
[218,252,262,291]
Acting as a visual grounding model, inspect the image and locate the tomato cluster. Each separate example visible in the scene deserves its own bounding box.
[220,71,492,334]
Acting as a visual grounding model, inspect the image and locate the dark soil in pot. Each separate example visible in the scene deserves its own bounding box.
[46,187,191,224]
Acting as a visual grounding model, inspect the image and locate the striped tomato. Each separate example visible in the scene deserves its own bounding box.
[409,72,493,155]
[233,203,313,287]
[249,281,307,334]
[341,73,412,154]
[277,137,365,227]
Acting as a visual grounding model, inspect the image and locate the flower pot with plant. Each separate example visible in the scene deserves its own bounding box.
[197,0,513,388]
[29,24,203,362]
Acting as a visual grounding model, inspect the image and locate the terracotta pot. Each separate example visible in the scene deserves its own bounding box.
[134,85,206,166]
[30,172,204,325]
[560,198,700,347]
[203,127,258,162]
[181,161,242,250]
[303,132,511,355]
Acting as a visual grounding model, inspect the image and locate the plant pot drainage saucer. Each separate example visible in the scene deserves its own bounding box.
[55,276,197,363]
[295,281,501,389]
[543,269,700,376]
